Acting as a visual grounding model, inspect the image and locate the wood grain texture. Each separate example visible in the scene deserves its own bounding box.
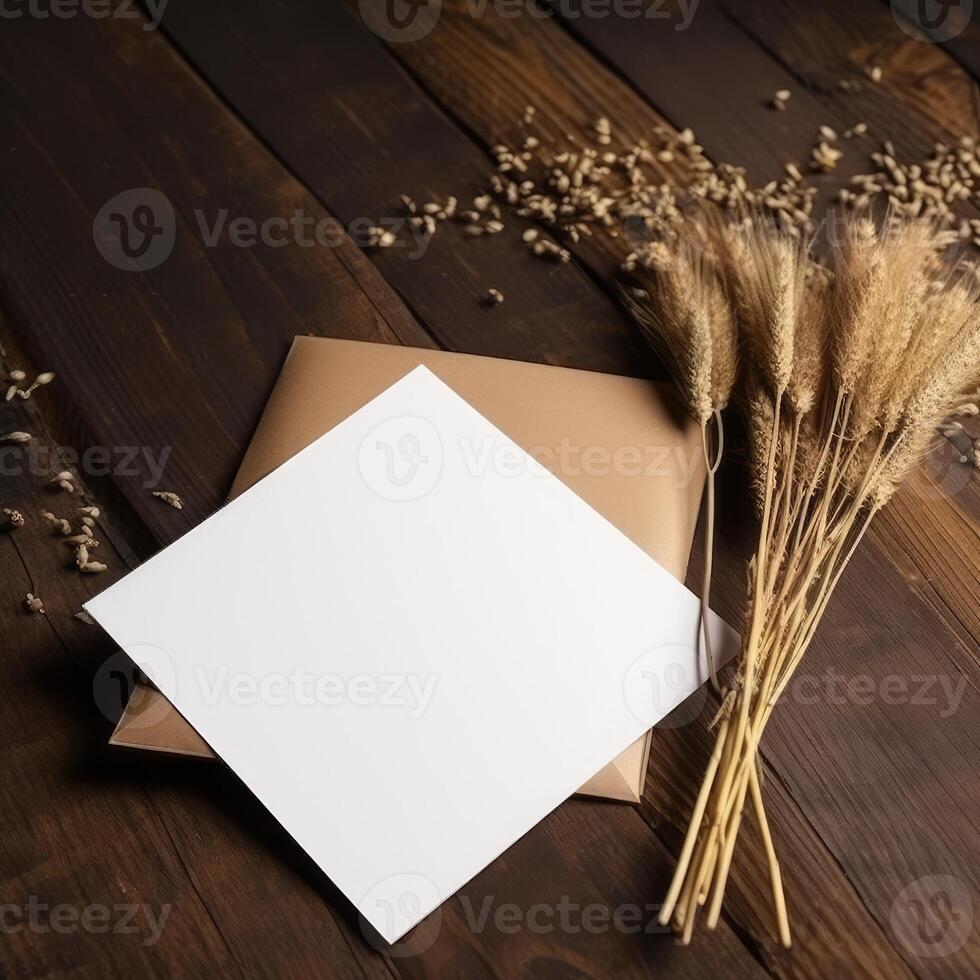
[0,7,433,539]
[328,4,978,975]
[728,0,980,140]
[0,1,977,977]
[107,0,980,975]
[0,380,240,977]
[157,0,645,375]
[0,8,763,980]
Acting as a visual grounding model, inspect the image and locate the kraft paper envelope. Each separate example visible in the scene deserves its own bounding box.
[87,365,739,943]
[112,338,713,803]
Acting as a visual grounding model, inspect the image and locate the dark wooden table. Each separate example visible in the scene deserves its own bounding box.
[1,2,977,977]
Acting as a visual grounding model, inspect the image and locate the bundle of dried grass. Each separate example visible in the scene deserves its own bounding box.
[622,211,980,947]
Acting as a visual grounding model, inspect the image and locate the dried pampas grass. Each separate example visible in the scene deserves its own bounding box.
[621,210,979,948]
[620,233,737,690]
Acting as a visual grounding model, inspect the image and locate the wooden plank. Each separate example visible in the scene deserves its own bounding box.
[147,1,980,976]
[885,0,980,81]
[641,706,920,980]
[0,9,764,979]
[0,12,419,980]
[0,375,241,977]
[349,4,980,976]
[722,0,979,163]
[0,7,433,540]
[158,0,643,375]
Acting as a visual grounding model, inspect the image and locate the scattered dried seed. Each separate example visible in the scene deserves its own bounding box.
[8,369,26,383]
[75,609,96,625]
[41,511,72,536]
[387,98,979,285]
[0,431,31,444]
[868,65,883,83]
[153,491,183,510]
[20,371,55,398]
[2,507,24,528]
[484,288,504,305]
[24,593,45,614]
[78,561,107,574]
[811,141,844,173]
[78,505,100,518]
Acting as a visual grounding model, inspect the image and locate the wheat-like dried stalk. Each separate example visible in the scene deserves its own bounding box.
[620,235,738,691]
[622,211,979,948]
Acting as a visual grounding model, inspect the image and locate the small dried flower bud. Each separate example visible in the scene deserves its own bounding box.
[2,508,24,528]
[24,593,45,614]
[0,431,31,444]
[8,369,26,382]
[75,543,89,567]
[79,561,107,574]
[4,385,17,402]
[153,491,183,510]
[78,505,101,518]
[80,515,95,529]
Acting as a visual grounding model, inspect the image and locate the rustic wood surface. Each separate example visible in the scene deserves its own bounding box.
[0,2,977,978]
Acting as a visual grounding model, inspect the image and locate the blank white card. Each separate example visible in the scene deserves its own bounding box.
[87,366,737,943]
